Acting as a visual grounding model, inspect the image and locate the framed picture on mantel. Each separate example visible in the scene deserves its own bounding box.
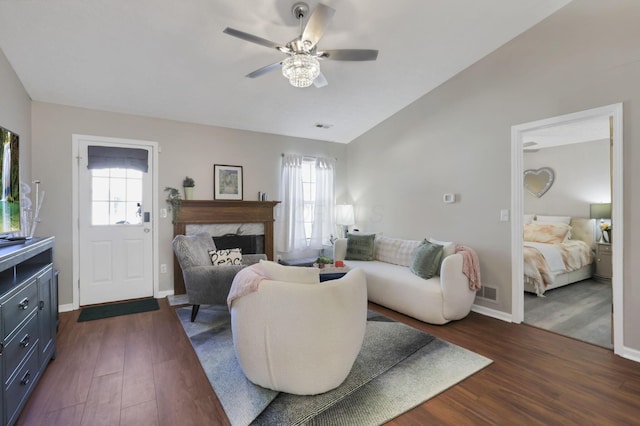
[214,164,243,200]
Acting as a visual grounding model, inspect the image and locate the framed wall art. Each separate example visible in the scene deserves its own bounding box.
[214,164,243,200]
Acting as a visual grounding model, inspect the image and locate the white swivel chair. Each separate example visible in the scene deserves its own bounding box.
[230,268,367,395]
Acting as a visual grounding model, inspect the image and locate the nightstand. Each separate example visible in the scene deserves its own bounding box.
[594,243,612,281]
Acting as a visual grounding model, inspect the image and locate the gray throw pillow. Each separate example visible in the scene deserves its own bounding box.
[345,234,376,261]
[409,240,443,280]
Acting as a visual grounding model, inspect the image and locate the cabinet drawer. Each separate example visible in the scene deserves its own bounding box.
[5,347,39,426]
[598,244,612,254]
[2,279,38,339]
[3,312,39,384]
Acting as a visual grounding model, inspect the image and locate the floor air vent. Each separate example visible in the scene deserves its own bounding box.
[479,286,498,302]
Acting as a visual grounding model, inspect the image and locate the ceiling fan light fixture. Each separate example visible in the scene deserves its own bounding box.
[282,54,320,87]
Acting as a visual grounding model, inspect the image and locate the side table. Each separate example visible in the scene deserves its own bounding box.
[594,243,612,281]
[318,265,351,282]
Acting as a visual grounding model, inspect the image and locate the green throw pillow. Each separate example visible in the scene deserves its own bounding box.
[409,240,443,280]
[345,234,376,261]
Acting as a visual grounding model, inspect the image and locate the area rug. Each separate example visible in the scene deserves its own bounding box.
[176,306,492,425]
[77,298,159,322]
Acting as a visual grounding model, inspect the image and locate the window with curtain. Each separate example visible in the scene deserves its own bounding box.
[278,154,335,256]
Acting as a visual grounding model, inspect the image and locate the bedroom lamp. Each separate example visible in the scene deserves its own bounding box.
[335,204,355,238]
[590,203,612,243]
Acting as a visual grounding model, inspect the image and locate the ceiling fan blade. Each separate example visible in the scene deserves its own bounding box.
[223,27,288,52]
[301,3,335,49]
[313,72,328,88]
[319,49,379,61]
[246,61,282,79]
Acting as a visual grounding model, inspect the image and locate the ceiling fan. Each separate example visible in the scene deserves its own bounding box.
[223,2,379,88]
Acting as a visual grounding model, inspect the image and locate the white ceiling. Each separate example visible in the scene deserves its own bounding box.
[0,0,571,144]
[523,115,611,150]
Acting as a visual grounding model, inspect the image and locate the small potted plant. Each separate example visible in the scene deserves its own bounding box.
[164,187,182,224]
[315,255,333,269]
[183,176,195,200]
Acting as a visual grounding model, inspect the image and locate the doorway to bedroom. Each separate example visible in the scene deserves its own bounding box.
[511,104,623,353]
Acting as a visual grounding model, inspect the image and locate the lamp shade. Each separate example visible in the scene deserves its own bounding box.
[335,204,355,226]
[590,203,612,219]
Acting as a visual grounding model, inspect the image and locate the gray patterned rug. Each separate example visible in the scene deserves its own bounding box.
[176,306,491,426]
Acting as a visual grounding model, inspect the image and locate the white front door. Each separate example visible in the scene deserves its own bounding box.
[77,137,154,306]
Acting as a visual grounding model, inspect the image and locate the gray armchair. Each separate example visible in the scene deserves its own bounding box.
[172,232,267,322]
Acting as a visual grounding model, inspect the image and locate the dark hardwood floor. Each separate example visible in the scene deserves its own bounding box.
[17,298,640,425]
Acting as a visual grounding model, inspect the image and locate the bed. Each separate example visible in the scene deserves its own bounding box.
[523,216,595,296]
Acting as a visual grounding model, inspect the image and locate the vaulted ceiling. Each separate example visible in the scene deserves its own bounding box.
[0,0,571,143]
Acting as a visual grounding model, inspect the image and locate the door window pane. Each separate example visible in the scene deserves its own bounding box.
[91,168,143,225]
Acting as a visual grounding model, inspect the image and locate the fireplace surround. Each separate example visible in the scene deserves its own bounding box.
[173,200,279,294]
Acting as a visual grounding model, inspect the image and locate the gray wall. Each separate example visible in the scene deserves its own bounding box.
[31,102,347,306]
[524,140,610,217]
[346,0,640,349]
[0,48,31,185]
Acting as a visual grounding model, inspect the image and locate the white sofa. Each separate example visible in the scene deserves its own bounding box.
[334,237,476,325]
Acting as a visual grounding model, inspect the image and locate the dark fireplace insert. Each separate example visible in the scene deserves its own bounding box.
[212,234,265,255]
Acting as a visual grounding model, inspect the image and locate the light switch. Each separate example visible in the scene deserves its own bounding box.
[500,209,510,222]
[160,208,167,218]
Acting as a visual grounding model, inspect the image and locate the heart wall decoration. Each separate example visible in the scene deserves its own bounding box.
[524,167,555,198]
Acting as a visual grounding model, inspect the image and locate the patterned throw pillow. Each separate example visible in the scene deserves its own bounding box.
[374,236,421,267]
[345,234,376,261]
[409,240,444,280]
[209,248,243,266]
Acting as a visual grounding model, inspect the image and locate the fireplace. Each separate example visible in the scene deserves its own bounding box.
[173,200,279,294]
[213,234,265,254]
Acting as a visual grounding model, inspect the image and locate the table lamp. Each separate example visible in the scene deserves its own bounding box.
[335,204,355,238]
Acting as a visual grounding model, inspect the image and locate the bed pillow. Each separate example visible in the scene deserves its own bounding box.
[409,240,443,280]
[259,260,320,284]
[524,222,572,244]
[345,233,376,261]
[374,236,421,266]
[523,214,535,225]
[535,215,571,225]
[209,248,243,266]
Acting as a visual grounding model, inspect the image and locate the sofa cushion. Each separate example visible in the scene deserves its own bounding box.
[259,260,320,284]
[209,248,243,266]
[374,236,421,267]
[409,241,443,280]
[345,234,376,261]
[428,237,456,275]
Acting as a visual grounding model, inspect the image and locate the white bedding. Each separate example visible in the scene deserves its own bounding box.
[523,242,565,273]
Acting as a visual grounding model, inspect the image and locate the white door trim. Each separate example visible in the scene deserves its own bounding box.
[510,103,624,357]
[72,134,159,309]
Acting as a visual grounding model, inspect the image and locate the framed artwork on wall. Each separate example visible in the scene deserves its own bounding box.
[214,164,243,200]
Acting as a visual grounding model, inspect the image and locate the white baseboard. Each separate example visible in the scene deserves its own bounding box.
[58,303,75,313]
[619,346,640,363]
[156,290,174,298]
[471,304,513,323]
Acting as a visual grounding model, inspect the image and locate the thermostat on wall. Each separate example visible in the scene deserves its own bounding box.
[443,193,456,204]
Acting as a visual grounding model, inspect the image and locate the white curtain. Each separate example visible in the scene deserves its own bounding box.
[277,155,335,255]
[310,157,335,248]
[277,154,307,253]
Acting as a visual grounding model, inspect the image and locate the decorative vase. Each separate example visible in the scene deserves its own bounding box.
[184,187,194,200]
